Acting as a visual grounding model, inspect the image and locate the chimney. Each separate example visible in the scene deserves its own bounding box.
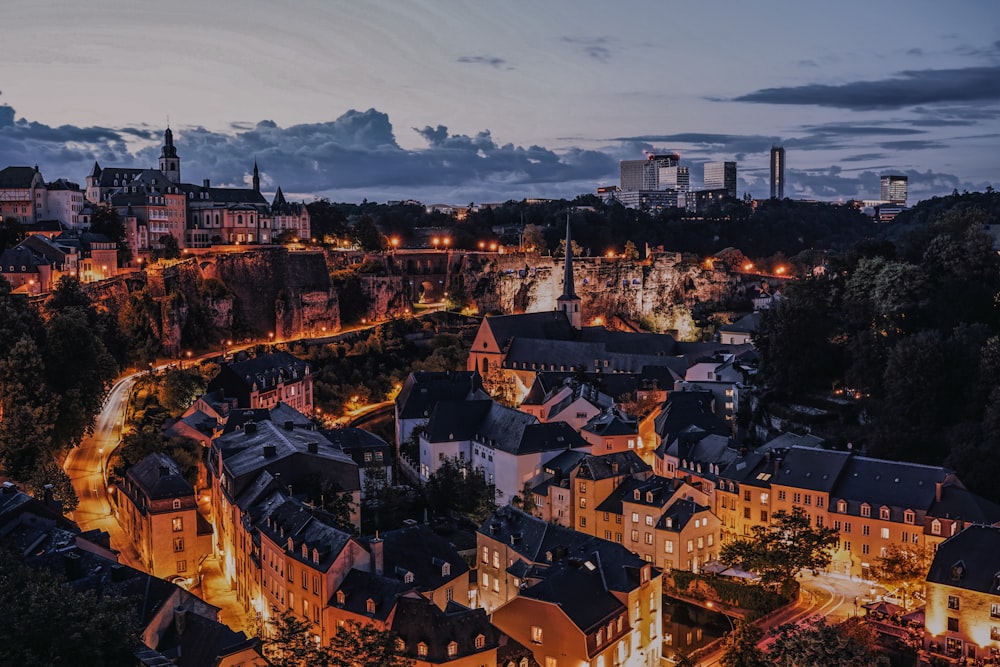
[203,179,210,189]
[307,442,318,454]
[245,421,257,435]
[936,481,943,503]
[284,420,294,431]
[63,551,84,580]
[1,481,17,495]
[370,536,384,576]
[174,606,187,636]
[43,483,54,504]
[263,444,277,458]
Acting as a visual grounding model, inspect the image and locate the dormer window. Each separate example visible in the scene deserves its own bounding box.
[366,598,376,614]
[475,634,485,649]
[837,499,847,513]
[302,544,308,558]
[903,510,915,524]
[442,562,451,577]
[395,639,405,652]
[447,641,458,658]
[288,537,294,551]
[172,499,181,510]
[404,571,414,584]
[313,548,319,564]
[879,506,891,520]
[860,503,871,518]
[336,590,345,605]
[633,489,641,501]
[951,561,965,582]
[931,519,942,535]
[646,491,653,503]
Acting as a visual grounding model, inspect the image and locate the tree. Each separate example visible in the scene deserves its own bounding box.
[327,621,413,667]
[521,223,547,253]
[0,551,139,665]
[351,214,387,252]
[262,608,330,667]
[768,617,889,667]
[0,216,25,254]
[425,458,496,523]
[510,481,539,516]
[26,461,79,512]
[622,239,640,260]
[720,621,769,667]
[720,507,839,588]
[869,544,930,610]
[0,336,57,479]
[158,367,205,413]
[159,233,181,260]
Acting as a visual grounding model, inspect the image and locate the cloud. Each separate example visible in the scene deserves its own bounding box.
[457,55,507,68]
[878,139,947,151]
[562,36,614,62]
[733,65,1000,109]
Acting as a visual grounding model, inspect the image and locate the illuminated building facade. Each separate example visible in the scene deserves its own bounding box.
[880,174,908,205]
[770,146,785,199]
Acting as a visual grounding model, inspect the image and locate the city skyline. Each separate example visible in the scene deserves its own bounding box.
[2,0,998,205]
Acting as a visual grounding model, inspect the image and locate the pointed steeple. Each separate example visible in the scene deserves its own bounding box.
[556,213,582,329]
[272,186,286,207]
[159,126,180,183]
[91,161,101,178]
[252,159,260,193]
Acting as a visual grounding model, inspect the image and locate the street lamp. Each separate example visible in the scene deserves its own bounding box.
[705,601,735,633]
[432,237,440,250]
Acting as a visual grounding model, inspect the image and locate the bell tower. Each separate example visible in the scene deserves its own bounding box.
[556,215,582,329]
[159,127,181,183]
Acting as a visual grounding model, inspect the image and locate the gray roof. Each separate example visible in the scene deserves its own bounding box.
[583,409,638,437]
[830,455,952,518]
[395,371,485,420]
[0,166,40,188]
[517,552,628,634]
[213,419,359,499]
[256,493,353,571]
[719,312,763,335]
[770,446,851,493]
[926,525,1000,594]
[653,390,729,447]
[126,452,194,501]
[391,597,498,662]
[575,451,651,481]
[484,311,576,349]
[596,475,682,514]
[358,523,468,592]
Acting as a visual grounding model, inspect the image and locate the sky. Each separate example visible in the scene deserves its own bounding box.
[2,0,999,205]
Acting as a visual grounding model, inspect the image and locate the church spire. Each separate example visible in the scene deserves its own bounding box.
[252,159,260,193]
[556,213,582,329]
[159,126,180,183]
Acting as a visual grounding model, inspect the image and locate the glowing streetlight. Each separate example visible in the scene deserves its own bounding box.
[432,237,440,250]
[743,262,754,271]
[478,241,485,250]
[775,266,786,275]
[489,242,497,251]
[443,237,451,249]
[390,237,399,252]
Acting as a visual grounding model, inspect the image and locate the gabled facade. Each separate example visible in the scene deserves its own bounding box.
[922,525,1000,665]
[116,452,212,581]
[206,351,314,416]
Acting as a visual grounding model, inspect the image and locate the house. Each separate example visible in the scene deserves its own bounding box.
[324,427,394,496]
[481,506,663,667]
[208,417,361,596]
[580,408,642,455]
[394,370,487,455]
[717,312,762,346]
[115,452,212,582]
[675,352,754,421]
[0,165,46,224]
[206,351,314,416]
[922,525,1000,664]
[418,397,591,504]
[651,390,731,476]
[520,377,614,431]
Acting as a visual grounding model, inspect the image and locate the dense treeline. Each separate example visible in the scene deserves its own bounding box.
[307,195,877,266]
[754,191,1000,500]
[0,277,119,509]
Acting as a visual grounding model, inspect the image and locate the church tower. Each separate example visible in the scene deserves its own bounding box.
[252,159,261,193]
[159,127,181,183]
[556,215,582,329]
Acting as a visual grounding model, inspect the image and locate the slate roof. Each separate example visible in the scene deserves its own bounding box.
[0,246,47,273]
[0,165,40,188]
[545,382,614,420]
[583,409,638,438]
[395,370,486,420]
[929,485,1000,525]
[595,475,682,514]
[324,427,391,456]
[658,497,709,533]
[256,493,353,572]
[653,390,730,447]
[926,525,1000,594]
[719,312,763,335]
[504,337,689,376]
[358,523,468,591]
[575,451,651,481]
[392,596,499,662]
[221,402,311,434]
[830,455,952,518]
[157,611,259,667]
[207,351,310,407]
[333,569,413,622]
[770,446,851,493]
[426,399,539,453]
[484,311,576,349]
[126,452,194,501]
[213,419,359,499]
[517,552,628,634]
[668,430,739,479]
[512,422,589,456]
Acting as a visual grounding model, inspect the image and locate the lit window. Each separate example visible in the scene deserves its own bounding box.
[447,642,458,657]
[475,634,485,649]
[418,643,428,657]
[531,625,543,644]
[172,517,183,532]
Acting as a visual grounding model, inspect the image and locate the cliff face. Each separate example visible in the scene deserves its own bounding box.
[453,251,754,329]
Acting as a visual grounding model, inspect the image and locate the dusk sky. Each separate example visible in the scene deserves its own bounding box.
[3,0,999,205]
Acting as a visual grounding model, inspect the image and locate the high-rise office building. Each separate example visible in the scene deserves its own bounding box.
[880,175,908,205]
[659,165,690,192]
[770,146,785,199]
[619,153,680,191]
[703,161,737,198]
